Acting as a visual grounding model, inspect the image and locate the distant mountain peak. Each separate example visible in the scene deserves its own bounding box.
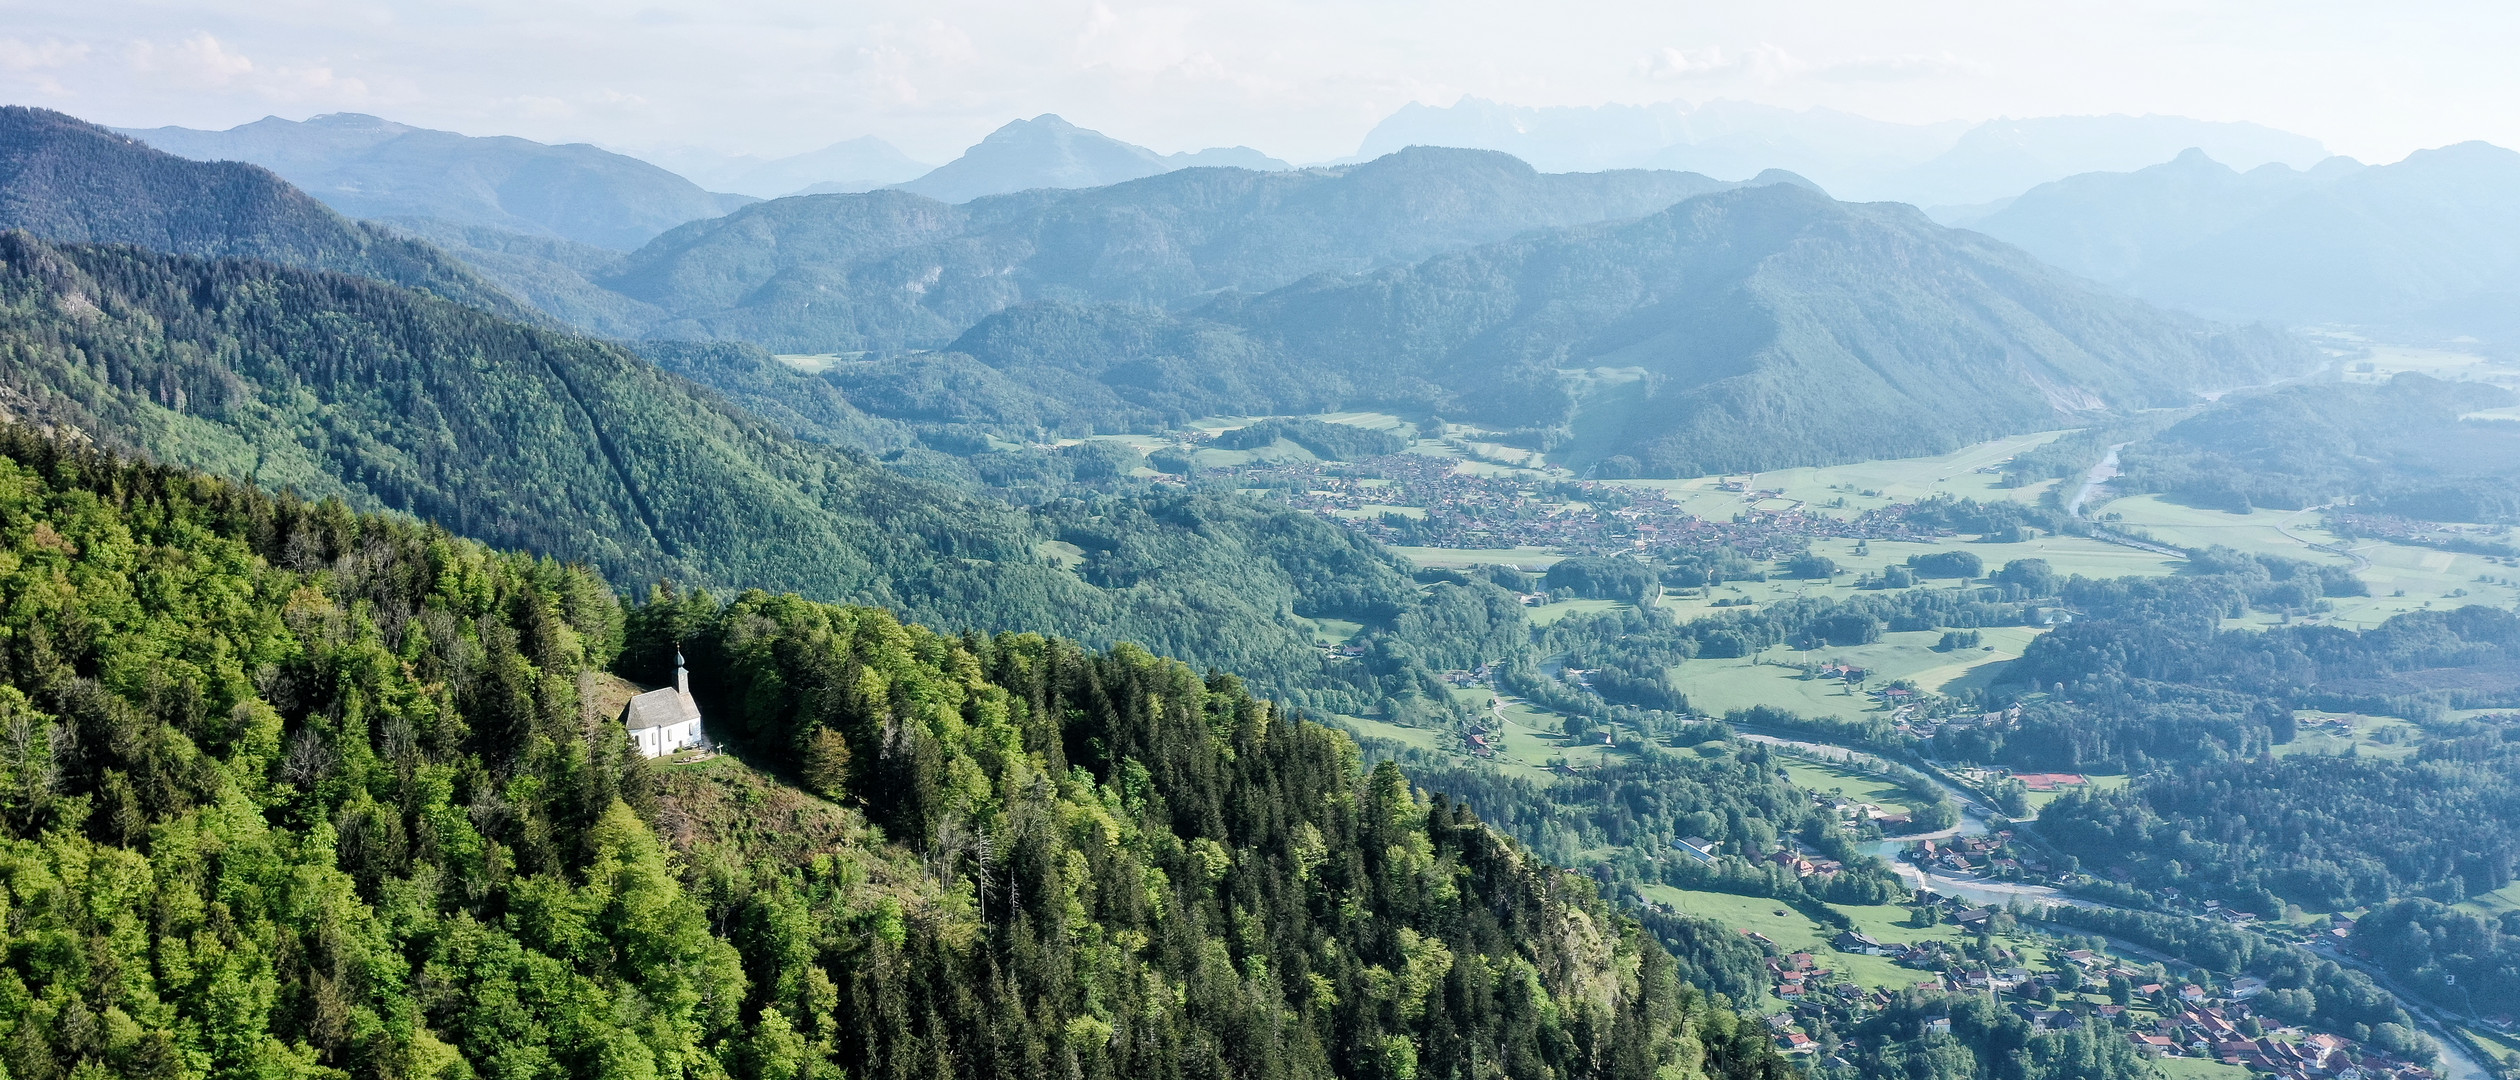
[894,115,1289,203]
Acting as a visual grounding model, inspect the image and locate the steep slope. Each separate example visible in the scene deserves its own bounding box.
[911,182,2312,472]
[0,232,1521,709]
[123,111,755,249]
[0,428,1789,1080]
[0,105,528,319]
[607,147,1737,350]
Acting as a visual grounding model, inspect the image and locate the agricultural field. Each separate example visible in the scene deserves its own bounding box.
[1649,531,2181,625]
[1633,884,2132,1009]
[1601,429,2077,519]
[2019,773,2129,811]
[1773,758,1919,818]
[1667,627,2046,724]
[2102,495,2520,628]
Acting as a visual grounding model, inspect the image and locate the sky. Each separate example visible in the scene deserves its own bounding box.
[2,0,2514,167]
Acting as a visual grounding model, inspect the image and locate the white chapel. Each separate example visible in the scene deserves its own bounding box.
[622,650,706,758]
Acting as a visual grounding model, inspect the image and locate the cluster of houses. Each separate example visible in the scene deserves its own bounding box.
[1211,445,1974,563]
[1894,704,2024,740]
[2134,1004,2435,1080]
[1907,832,2067,884]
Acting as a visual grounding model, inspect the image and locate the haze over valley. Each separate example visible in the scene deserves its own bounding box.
[1,7,2517,1080]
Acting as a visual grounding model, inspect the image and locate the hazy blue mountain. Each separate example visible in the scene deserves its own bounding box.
[2131,142,2520,336]
[1360,97,1965,179]
[1961,149,2363,283]
[1356,98,2325,205]
[894,114,1174,201]
[0,106,529,320]
[1969,142,2520,339]
[726,135,931,197]
[875,182,2310,473]
[605,146,1737,350]
[1165,145,1293,170]
[1871,115,2328,206]
[893,114,1290,203]
[122,112,754,249]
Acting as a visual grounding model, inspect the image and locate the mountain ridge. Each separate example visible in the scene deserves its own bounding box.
[122,111,756,249]
[893,181,2314,473]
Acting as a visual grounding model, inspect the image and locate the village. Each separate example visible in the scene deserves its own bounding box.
[1740,891,2443,1080]
[1203,451,1980,558]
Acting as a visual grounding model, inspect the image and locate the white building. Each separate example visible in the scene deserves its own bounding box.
[623,651,705,758]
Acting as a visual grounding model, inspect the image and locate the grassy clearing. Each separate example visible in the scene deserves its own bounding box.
[1652,534,2181,626]
[2273,712,2423,761]
[1774,758,1917,817]
[1633,885,2092,1006]
[2020,773,2129,810]
[2101,495,2520,628]
[1526,598,1626,626]
[1668,628,2043,724]
[2152,1055,2258,1080]
[2462,882,2520,917]
[1601,429,2079,519]
[1333,713,1452,755]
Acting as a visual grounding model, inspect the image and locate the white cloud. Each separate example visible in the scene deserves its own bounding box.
[1641,43,1806,84]
[124,32,368,104]
[0,38,91,71]
[128,32,256,88]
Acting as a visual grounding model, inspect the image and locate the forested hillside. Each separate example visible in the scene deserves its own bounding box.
[846,182,2311,472]
[0,106,528,320]
[599,147,1738,350]
[0,232,1523,712]
[0,427,1789,1080]
[2113,374,2520,521]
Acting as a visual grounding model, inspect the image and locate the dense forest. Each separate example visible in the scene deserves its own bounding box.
[0,231,1543,717]
[2353,899,2520,1018]
[0,107,530,322]
[2037,729,2520,913]
[1970,570,2516,771]
[0,425,1792,1080]
[2114,373,2520,522]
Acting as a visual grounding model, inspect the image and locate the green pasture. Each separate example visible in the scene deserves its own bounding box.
[2102,494,2520,628]
[1601,429,2078,520]
[2020,773,2129,810]
[1651,532,2181,626]
[1773,758,1918,817]
[1528,598,1627,626]
[2273,712,2422,761]
[1668,627,2044,724]
[2152,1055,2256,1080]
[1333,713,1452,755]
[2461,881,2520,917]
